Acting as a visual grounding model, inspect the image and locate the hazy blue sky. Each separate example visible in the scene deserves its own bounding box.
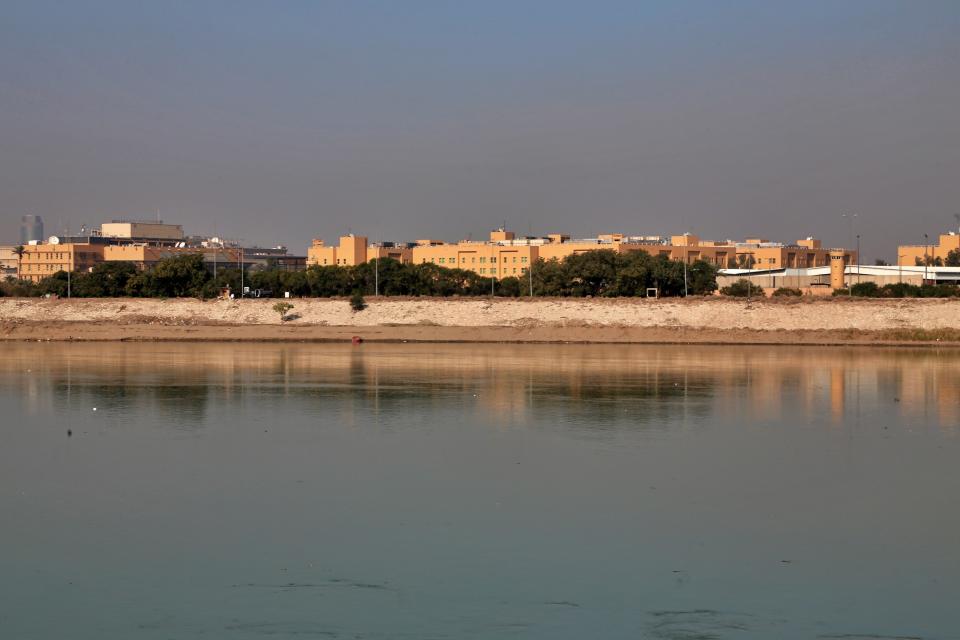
[2,1,958,259]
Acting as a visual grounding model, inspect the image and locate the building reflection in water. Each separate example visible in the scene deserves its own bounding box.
[0,343,957,431]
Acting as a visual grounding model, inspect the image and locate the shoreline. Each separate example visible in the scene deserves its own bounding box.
[3,297,960,346]
[3,321,960,347]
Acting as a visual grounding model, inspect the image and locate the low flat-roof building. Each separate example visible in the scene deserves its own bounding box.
[100,220,184,242]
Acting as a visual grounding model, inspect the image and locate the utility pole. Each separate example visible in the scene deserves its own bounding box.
[528,259,533,297]
[375,252,379,296]
[924,233,929,284]
[683,245,688,297]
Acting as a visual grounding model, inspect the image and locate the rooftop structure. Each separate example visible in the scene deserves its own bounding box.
[100,220,184,241]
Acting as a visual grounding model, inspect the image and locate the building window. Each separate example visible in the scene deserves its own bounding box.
[480,268,485,274]
[491,257,497,263]
[479,257,486,263]
[521,257,528,263]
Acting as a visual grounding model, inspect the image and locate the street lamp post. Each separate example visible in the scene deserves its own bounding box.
[924,233,929,284]
[856,234,860,284]
[898,254,906,284]
[375,253,379,297]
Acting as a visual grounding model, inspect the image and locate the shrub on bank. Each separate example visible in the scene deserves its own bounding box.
[719,279,758,297]
[772,287,802,297]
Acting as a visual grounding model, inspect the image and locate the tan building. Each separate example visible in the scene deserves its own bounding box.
[103,245,241,269]
[734,237,855,269]
[0,245,19,277]
[307,235,412,267]
[18,242,105,282]
[306,228,857,281]
[898,232,960,266]
[411,231,538,279]
[100,221,184,241]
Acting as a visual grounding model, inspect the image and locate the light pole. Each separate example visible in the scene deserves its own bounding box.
[924,233,929,284]
[898,254,906,284]
[683,245,688,297]
[528,259,533,297]
[375,252,379,297]
[856,234,860,284]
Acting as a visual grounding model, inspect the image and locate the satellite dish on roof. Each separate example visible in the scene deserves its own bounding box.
[49,236,60,245]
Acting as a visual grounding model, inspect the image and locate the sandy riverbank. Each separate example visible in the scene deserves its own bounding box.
[2,297,960,345]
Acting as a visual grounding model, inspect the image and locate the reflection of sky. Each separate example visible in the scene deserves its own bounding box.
[2,343,957,432]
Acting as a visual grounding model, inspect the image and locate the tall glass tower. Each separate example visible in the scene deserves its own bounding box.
[19,215,44,244]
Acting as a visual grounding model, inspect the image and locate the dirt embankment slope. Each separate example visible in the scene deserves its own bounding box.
[1,297,959,345]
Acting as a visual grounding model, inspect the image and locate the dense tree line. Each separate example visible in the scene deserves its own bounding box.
[1,250,718,299]
[846,282,960,298]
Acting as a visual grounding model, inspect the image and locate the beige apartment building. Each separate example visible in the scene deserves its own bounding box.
[412,231,538,279]
[898,232,960,266]
[307,235,413,267]
[17,242,105,282]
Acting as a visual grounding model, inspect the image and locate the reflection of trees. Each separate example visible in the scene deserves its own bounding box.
[52,378,212,429]
[3,344,959,432]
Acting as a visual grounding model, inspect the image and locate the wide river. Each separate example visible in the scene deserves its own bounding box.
[1,343,958,639]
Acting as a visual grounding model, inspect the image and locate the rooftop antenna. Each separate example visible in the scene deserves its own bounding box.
[954,213,960,233]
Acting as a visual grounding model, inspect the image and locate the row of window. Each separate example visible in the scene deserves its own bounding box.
[428,255,530,265]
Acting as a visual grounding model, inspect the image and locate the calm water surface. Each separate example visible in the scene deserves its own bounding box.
[1,343,958,639]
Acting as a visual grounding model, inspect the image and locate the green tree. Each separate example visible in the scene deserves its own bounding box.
[945,249,960,267]
[720,279,756,297]
[850,282,880,297]
[772,287,802,297]
[350,291,366,311]
[272,301,294,322]
[13,245,25,280]
[686,259,719,295]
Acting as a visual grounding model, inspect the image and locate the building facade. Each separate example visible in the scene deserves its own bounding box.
[307,235,414,267]
[17,242,105,282]
[898,232,960,266]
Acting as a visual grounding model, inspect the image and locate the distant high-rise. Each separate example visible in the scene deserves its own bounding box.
[20,215,44,244]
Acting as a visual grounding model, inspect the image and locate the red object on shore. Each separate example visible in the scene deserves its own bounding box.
[351,336,363,345]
